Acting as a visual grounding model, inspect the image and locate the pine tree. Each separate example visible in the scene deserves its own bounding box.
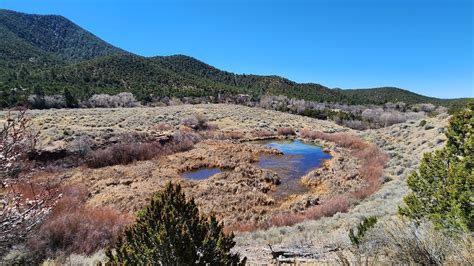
[399,102,473,232]
[106,183,246,265]
[349,216,378,248]
[63,88,77,108]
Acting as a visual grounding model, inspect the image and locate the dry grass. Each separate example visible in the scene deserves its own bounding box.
[228,195,352,232]
[251,129,274,138]
[151,123,172,131]
[339,217,474,265]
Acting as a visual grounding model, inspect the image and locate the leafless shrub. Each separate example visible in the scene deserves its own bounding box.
[206,123,219,131]
[341,120,365,130]
[86,129,200,168]
[85,93,139,108]
[28,185,131,260]
[224,131,245,140]
[412,103,436,113]
[258,95,274,109]
[360,108,425,128]
[85,142,162,168]
[0,178,61,257]
[276,127,296,136]
[0,108,38,179]
[179,112,212,131]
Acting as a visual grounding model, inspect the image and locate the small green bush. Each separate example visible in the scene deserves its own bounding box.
[349,216,378,248]
[106,183,246,265]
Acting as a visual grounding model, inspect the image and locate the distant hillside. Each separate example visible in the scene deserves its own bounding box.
[0,9,125,63]
[0,9,470,109]
[339,87,439,105]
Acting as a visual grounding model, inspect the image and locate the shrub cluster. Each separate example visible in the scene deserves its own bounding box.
[251,129,274,138]
[28,185,131,260]
[276,127,296,136]
[84,93,139,108]
[179,112,218,131]
[86,130,199,168]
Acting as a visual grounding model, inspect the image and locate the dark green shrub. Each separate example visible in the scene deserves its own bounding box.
[348,216,378,248]
[106,183,246,265]
[400,103,473,232]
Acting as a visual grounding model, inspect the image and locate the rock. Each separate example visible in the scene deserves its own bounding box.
[424,124,435,130]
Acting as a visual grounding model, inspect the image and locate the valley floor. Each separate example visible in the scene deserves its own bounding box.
[0,104,448,264]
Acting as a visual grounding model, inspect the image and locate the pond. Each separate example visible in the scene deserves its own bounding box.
[257,139,332,199]
[181,139,331,199]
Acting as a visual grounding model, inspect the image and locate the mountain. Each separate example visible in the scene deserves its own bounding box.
[0,9,470,109]
[0,9,125,63]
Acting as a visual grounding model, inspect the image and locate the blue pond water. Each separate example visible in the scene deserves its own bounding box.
[181,167,223,180]
[182,139,331,199]
[258,139,332,198]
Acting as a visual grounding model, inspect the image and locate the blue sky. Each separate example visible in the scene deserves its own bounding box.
[1,0,472,99]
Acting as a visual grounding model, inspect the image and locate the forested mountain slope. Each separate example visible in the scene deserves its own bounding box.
[0,9,470,109]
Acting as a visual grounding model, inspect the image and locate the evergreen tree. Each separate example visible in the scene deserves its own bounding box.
[349,216,378,248]
[63,88,77,108]
[399,103,473,232]
[106,183,246,265]
[31,85,46,109]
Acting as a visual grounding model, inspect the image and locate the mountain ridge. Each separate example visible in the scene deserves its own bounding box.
[0,8,470,109]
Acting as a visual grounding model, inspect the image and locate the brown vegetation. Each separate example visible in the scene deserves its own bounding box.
[251,129,274,138]
[179,112,216,131]
[300,129,387,199]
[28,184,131,259]
[276,127,296,136]
[0,178,60,256]
[151,122,172,131]
[227,130,387,232]
[220,131,245,140]
[227,195,352,232]
[86,130,199,168]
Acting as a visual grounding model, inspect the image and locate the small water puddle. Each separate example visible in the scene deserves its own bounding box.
[181,168,223,180]
[256,139,331,199]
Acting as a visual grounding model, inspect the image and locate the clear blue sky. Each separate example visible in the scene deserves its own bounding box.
[1,0,472,99]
